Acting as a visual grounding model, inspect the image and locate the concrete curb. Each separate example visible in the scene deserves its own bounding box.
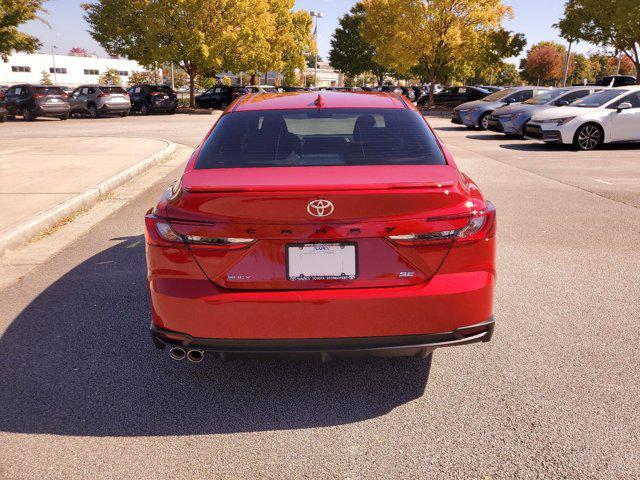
[0,139,176,258]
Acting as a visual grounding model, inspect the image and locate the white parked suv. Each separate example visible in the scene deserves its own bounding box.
[526,86,640,150]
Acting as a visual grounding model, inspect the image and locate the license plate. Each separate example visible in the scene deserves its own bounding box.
[49,98,59,103]
[287,243,357,281]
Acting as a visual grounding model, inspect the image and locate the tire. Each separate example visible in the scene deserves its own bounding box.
[518,120,530,139]
[167,108,176,115]
[87,104,98,118]
[59,113,69,120]
[573,123,603,151]
[0,113,6,123]
[478,112,490,131]
[140,103,150,116]
[22,105,34,121]
[120,110,129,117]
[219,101,229,110]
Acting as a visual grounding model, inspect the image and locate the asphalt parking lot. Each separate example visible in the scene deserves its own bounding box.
[0,113,638,479]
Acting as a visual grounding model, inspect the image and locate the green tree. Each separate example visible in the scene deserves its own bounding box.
[128,70,159,86]
[232,0,312,86]
[98,68,122,85]
[0,0,44,60]
[40,70,52,85]
[329,3,387,84]
[556,0,640,83]
[83,0,257,106]
[282,10,314,86]
[362,0,514,104]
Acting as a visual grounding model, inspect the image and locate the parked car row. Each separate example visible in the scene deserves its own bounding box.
[451,85,640,151]
[0,83,178,121]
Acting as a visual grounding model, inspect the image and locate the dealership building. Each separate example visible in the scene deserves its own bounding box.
[0,52,145,87]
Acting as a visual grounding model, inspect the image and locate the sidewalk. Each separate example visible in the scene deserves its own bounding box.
[0,136,175,256]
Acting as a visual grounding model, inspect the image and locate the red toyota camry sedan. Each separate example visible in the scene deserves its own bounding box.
[145,91,496,363]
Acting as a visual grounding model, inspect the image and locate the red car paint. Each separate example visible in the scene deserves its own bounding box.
[145,92,496,357]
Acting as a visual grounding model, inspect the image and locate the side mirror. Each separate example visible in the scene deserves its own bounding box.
[557,100,570,107]
[617,102,632,112]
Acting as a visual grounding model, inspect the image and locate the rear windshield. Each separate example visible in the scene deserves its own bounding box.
[35,87,64,95]
[99,87,126,94]
[195,108,446,169]
[573,89,627,108]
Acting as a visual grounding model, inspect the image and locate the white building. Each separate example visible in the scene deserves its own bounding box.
[0,52,146,87]
[313,62,342,87]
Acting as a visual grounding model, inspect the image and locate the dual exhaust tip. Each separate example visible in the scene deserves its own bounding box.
[169,347,204,363]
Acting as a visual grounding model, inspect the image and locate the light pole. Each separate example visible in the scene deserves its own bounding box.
[310,11,323,87]
[51,45,58,85]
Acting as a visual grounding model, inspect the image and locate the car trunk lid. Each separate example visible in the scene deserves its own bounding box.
[165,165,475,290]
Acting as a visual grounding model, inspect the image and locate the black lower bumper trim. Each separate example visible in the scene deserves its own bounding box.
[150,317,494,359]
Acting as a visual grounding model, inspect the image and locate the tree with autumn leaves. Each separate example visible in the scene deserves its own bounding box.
[360,0,524,104]
[83,0,314,106]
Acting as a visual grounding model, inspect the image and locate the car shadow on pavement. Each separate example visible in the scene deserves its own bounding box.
[0,235,431,437]
[465,134,510,141]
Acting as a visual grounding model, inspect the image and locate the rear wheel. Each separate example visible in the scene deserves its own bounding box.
[573,123,603,151]
[478,112,490,130]
[140,103,150,115]
[59,113,69,120]
[87,104,98,118]
[120,110,129,117]
[167,108,176,115]
[22,106,34,121]
[219,101,229,110]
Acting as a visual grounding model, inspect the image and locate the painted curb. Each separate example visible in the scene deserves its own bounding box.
[0,139,176,258]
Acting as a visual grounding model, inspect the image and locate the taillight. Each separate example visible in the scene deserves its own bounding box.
[151,91,161,96]
[145,215,254,249]
[33,94,45,99]
[60,93,68,98]
[388,202,496,246]
[97,93,108,98]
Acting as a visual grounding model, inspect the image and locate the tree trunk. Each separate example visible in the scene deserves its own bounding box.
[428,77,436,107]
[189,74,195,108]
[250,73,258,85]
[377,73,384,85]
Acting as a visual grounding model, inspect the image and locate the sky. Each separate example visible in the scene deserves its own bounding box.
[21,0,598,64]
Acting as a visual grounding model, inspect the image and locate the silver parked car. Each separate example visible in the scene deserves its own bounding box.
[487,86,608,137]
[452,86,551,130]
[69,85,131,118]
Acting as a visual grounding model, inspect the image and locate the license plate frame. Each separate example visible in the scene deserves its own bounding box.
[286,242,358,281]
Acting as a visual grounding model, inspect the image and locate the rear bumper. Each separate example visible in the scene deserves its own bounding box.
[36,104,70,115]
[99,103,130,113]
[151,317,494,359]
[148,266,494,339]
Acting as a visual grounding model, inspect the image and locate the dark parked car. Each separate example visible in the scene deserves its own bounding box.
[418,86,490,109]
[69,85,131,117]
[595,75,637,87]
[127,84,177,115]
[195,86,249,109]
[3,84,70,121]
[0,89,7,122]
